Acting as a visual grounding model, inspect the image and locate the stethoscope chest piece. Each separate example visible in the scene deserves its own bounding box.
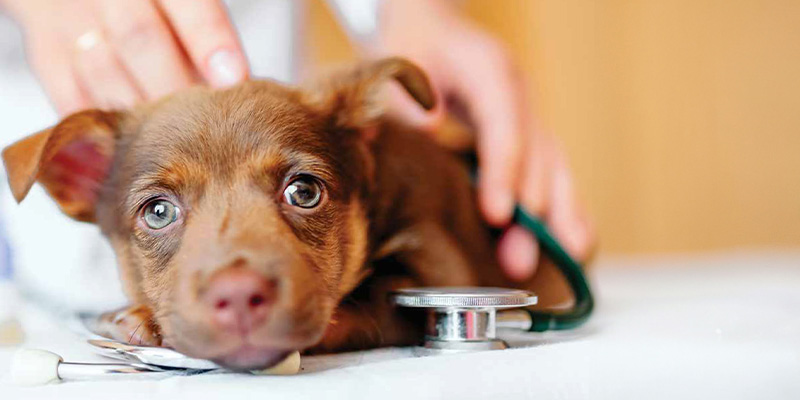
[392,287,537,352]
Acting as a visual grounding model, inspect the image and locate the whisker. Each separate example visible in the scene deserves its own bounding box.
[349,300,383,347]
[129,320,144,345]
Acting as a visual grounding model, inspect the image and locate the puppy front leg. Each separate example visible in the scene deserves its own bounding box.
[389,223,482,287]
[307,277,424,353]
[94,305,163,346]
[309,224,482,353]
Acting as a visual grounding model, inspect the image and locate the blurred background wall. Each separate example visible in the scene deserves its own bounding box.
[304,0,800,255]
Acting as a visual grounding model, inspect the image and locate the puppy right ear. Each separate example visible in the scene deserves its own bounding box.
[2,109,121,222]
[302,57,437,130]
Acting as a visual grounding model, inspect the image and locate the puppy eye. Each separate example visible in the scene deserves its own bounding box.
[283,176,322,208]
[142,199,180,230]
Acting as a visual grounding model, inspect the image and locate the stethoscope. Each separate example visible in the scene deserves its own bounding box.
[392,205,595,350]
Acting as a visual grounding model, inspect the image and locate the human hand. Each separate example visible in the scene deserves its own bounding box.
[2,0,248,115]
[378,0,595,280]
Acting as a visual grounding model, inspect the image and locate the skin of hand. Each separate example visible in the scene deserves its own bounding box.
[0,0,249,115]
[378,0,596,281]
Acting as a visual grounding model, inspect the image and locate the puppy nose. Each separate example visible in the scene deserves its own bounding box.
[203,267,277,335]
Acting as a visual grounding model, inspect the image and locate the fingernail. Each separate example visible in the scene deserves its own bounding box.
[208,49,245,87]
[489,189,515,225]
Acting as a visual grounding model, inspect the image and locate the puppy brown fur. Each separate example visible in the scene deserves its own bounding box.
[3,58,573,369]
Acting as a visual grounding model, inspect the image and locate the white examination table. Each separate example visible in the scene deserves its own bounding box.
[2,251,798,399]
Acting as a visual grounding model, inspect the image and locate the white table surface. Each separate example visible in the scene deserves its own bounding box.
[2,250,799,399]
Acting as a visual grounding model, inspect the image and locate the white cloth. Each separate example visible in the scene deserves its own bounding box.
[1,251,798,399]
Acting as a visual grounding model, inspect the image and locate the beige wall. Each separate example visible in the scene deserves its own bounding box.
[305,1,800,255]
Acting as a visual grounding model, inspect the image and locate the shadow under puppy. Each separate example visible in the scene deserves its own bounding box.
[3,58,572,370]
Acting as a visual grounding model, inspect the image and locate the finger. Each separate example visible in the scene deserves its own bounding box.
[28,39,91,116]
[157,0,249,87]
[73,30,142,110]
[446,42,523,226]
[571,213,597,263]
[518,129,554,217]
[497,225,539,281]
[546,148,594,261]
[97,0,197,100]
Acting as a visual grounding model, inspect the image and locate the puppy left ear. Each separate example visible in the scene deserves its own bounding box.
[303,57,436,129]
[2,109,121,222]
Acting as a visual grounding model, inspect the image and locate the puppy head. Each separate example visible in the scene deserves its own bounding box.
[3,58,435,370]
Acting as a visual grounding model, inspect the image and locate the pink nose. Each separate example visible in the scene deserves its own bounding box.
[203,267,276,335]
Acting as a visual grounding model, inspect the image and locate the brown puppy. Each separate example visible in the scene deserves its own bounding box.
[3,58,572,370]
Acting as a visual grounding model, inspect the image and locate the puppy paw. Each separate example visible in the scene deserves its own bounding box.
[94,305,163,347]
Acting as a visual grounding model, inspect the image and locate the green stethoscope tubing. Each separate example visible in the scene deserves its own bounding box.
[512,205,594,331]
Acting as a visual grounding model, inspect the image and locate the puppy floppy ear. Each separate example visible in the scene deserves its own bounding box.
[2,109,121,222]
[303,57,436,129]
